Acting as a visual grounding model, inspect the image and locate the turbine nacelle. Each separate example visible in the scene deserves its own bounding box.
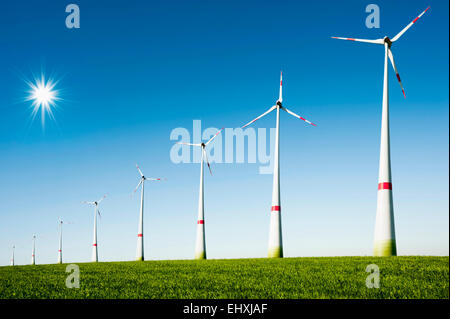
[133,164,164,194]
[175,128,224,176]
[241,74,317,129]
[82,194,106,207]
[384,36,393,47]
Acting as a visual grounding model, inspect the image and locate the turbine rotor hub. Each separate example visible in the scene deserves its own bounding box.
[384,36,392,47]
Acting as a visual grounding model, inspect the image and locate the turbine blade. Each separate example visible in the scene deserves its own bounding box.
[391,7,430,42]
[134,179,143,193]
[205,127,224,145]
[203,148,213,176]
[147,177,165,181]
[97,210,101,219]
[331,37,384,44]
[97,194,107,204]
[136,164,144,177]
[241,105,276,129]
[388,49,406,98]
[281,106,317,126]
[176,142,201,147]
[82,201,95,205]
[278,71,283,103]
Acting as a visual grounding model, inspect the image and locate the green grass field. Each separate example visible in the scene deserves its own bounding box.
[0,256,448,299]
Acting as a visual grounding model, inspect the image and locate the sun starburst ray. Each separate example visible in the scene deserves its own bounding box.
[24,73,61,128]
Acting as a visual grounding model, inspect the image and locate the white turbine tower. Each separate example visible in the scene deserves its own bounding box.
[31,235,36,265]
[10,245,15,266]
[133,164,164,261]
[332,6,430,256]
[58,218,73,264]
[82,195,106,262]
[177,127,224,259]
[241,72,316,258]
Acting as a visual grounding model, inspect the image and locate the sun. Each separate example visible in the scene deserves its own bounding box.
[25,74,61,127]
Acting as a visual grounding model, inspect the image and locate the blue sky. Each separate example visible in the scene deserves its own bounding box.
[0,0,448,265]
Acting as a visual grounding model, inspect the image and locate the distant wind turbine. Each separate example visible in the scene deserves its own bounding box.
[177,127,224,259]
[31,235,36,265]
[241,72,316,258]
[58,218,74,264]
[133,164,165,261]
[10,245,15,266]
[82,195,106,262]
[331,6,430,256]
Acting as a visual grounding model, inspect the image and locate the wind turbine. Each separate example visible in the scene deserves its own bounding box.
[31,235,36,265]
[82,195,106,262]
[241,72,316,258]
[176,127,224,259]
[10,245,15,266]
[58,218,73,264]
[331,6,430,256]
[133,164,164,261]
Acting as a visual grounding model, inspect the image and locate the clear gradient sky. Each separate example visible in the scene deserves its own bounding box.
[0,0,448,265]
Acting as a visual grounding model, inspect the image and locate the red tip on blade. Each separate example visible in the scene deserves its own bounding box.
[402,89,406,98]
[207,162,212,175]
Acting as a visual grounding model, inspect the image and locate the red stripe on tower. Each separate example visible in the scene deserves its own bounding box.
[378,182,392,190]
[271,206,281,212]
[197,220,204,224]
[137,234,143,237]
[93,244,97,247]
